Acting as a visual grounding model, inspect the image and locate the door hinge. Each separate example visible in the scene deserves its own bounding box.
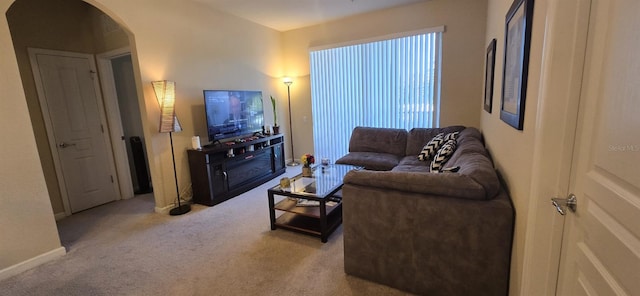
[89,70,96,80]
[101,124,104,133]
[110,175,114,183]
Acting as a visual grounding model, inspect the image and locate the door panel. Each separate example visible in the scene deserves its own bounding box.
[31,50,117,213]
[557,0,640,295]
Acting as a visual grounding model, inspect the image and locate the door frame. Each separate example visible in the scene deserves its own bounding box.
[96,47,135,200]
[28,47,121,216]
[518,0,591,295]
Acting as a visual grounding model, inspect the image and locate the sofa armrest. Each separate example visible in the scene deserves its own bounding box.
[342,183,514,296]
[335,152,402,171]
[343,169,491,201]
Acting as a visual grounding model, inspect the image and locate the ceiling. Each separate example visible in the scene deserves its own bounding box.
[192,0,430,32]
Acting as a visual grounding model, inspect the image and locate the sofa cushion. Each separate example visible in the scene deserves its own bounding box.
[348,127,408,156]
[431,139,457,172]
[406,126,465,156]
[393,156,431,173]
[335,152,403,171]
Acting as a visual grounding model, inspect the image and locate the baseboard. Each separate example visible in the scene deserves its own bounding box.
[0,247,66,281]
[154,204,172,214]
[54,212,67,221]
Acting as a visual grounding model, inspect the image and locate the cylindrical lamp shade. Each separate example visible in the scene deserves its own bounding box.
[152,80,182,133]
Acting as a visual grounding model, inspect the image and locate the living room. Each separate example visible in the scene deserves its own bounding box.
[1,0,638,295]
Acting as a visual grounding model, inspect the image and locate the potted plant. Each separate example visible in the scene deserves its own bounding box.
[270,95,280,134]
[300,154,315,177]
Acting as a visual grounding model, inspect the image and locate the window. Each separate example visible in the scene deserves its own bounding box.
[309,27,443,162]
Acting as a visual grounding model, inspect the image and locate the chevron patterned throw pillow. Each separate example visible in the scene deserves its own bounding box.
[444,131,460,141]
[418,133,445,161]
[431,139,457,172]
[418,131,460,161]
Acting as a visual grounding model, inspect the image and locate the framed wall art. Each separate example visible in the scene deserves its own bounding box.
[484,38,497,113]
[500,0,534,130]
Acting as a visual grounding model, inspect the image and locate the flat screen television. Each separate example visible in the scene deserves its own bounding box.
[203,90,264,143]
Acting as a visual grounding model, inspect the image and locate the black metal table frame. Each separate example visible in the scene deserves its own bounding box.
[267,165,356,242]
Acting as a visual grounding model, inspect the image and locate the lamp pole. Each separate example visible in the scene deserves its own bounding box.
[168,131,190,215]
[284,78,299,166]
[152,80,190,216]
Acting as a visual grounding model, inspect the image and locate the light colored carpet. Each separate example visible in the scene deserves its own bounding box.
[0,167,411,296]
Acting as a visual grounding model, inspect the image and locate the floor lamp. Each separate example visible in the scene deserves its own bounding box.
[152,80,191,216]
[284,77,300,166]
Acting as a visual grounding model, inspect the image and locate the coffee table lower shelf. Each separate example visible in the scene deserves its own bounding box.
[273,208,342,242]
[267,164,359,243]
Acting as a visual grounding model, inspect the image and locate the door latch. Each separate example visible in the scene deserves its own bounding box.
[551,194,577,215]
[58,142,76,148]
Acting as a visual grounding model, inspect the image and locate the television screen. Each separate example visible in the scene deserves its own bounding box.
[203,90,264,143]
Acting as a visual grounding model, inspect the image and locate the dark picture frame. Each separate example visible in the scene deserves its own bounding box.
[484,39,497,113]
[500,0,534,130]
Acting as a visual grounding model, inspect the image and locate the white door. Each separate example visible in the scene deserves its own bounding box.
[30,49,118,213]
[556,0,640,294]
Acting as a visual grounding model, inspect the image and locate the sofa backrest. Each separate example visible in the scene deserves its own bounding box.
[405,125,466,156]
[446,127,501,199]
[348,126,407,156]
[342,126,501,200]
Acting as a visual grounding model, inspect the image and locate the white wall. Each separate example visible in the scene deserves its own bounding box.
[0,0,64,276]
[282,0,488,158]
[481,0,544,293]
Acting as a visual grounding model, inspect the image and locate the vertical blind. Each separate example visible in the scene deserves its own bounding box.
[309,29,443,163]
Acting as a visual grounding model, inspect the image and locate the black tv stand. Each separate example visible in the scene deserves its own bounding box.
[187,134,285,206]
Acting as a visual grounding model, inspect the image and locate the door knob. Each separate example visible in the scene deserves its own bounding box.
[58,142,76,148]
[551,194,577,215]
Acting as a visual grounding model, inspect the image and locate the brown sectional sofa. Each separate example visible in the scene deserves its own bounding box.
[336,126,514,296]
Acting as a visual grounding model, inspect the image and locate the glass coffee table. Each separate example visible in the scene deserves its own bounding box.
[267,164,361,242]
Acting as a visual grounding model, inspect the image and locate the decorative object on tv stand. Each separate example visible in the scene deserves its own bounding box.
[301,153,315,177]
[152,80,191,216]
[270,95,280,135]
[283,77,300,166]
[191,136,201,150]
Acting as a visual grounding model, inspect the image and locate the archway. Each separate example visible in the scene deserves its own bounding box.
[6,0,151,219]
